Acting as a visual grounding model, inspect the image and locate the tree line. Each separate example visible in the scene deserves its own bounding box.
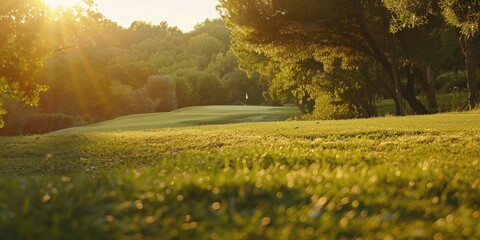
[219,0,480,119]
[0,1,266,135]
[1,0,479,134]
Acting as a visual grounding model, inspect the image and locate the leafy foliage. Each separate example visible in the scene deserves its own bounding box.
[22,112,76,135]
[143,75,177,112]
[219,0,442,116]
[383,0,480,107]
[0,0,51,127]
[1,16,267,134]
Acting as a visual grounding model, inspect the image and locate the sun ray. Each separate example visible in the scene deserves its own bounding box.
[44,0,82,9]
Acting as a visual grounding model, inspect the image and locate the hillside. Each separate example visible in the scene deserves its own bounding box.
[51,105,301,134]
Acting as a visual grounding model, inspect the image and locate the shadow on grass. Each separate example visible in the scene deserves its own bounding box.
[0,135,97,176]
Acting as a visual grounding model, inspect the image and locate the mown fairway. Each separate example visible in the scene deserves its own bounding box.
[1,111,480,239]
[51,105,301,134]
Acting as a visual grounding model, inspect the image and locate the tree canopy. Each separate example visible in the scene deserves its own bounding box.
[0,0,50,127]
[219,0,441,115]
[384,0,480,107]
[0,12,266,134]
[219,0,479,115]
[1,0,478,134]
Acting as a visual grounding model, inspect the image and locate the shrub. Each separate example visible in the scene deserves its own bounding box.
[143,75,177,112]
[110,82,156,116]
[270,100,284,107]
[436,71,468,92]
[22,113,76,135]
[303,94,364,120]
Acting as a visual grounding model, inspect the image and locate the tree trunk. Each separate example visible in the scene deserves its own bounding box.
[393,66,406,116]
[463,36,479,108]
[355,16,405,115]
[421,65,438,110]
[392,96,402,116]
[404,69,429,114]
[373,64,402,115]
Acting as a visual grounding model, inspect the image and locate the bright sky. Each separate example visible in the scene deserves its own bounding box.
[95,0,221,32]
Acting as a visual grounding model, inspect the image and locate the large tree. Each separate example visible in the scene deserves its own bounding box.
[0,0,51,127]
[384,0,480,108]
[219,0,434,115]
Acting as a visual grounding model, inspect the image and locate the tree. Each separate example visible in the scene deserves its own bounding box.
[143,75,177,112]
[383,0,480,108]
[187,33,226,69]
[208,50,265,105]
[192,19,232,47]
[219,0,430,115]
[190,72,227,105]
[106,61,154,89]
[0,0,50,127]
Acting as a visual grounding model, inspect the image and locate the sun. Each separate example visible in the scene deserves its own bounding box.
[43,0,82,9]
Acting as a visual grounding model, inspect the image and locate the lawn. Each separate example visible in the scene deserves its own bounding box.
[51,105,301,134]
[0,110,479,239]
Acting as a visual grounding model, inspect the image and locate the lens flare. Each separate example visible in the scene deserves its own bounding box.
[44,0,82,9]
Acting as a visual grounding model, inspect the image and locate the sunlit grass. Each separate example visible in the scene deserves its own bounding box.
[50,105,301,134]
[0,111,479,239]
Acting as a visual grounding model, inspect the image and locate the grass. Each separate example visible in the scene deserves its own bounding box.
[0,111,480,239]
[51,105,301,134]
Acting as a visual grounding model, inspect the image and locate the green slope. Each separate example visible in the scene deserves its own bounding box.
[51,105,301,134]
[1,111,479,239]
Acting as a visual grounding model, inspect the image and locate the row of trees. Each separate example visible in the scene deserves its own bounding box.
[1,0,478,134]
[384,0,479,108]
[219,0,479,118]
[0,1,266,135]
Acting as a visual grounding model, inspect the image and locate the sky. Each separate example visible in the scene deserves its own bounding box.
[95,0,221,32]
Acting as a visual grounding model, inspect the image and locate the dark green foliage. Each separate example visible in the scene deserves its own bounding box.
[0,0,51,127]
[305,65,377,120]
[194,73,227,105]
[437,72,468,92]
[143,75,177,112]
[188,33,226,62]
[0,99,36,136]
[22,113,76,135]
[192,19,231,47]
[1,16,268,134]
[219,0,437,116]
[383,0,480,107]
[106,61,154,89]
[110,82,156,116]
[174,77,194,108]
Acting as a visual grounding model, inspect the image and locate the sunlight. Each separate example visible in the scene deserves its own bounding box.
[44,0,82,9]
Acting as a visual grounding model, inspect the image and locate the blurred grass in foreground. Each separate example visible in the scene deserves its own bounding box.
[0,111,479,239]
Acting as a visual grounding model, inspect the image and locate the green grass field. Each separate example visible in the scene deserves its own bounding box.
[1,109,480,239]
[51,105,301,134]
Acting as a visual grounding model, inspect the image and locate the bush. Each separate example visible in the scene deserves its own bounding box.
[270,100,284,107]
[302,94,364,120]
[436,71,468,92]
[22,113,76,135]
[195,73,227,105]
[110,82,156,116]
[0,99,36,136]
[128,90,157,114]
[143,75,177,112]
